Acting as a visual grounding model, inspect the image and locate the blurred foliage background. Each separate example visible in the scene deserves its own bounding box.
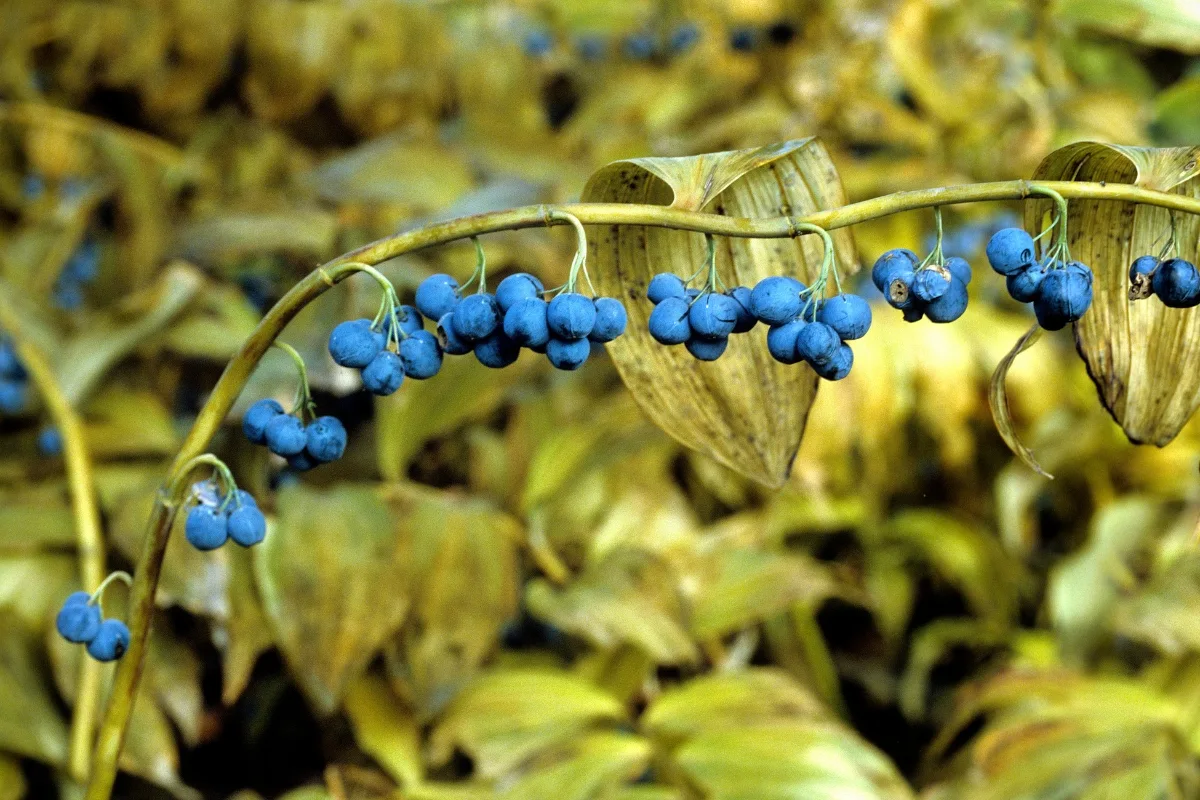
[3,0,1200,799]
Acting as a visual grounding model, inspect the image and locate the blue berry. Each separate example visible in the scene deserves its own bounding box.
[1034,267,1092,330]
[871,249,918,293]
[913,269,951,302]
[814,343,853,381]
[1152,258,1200,308]
[577,34,607,61]
[648,273,687,304]
[925,277,969,323]
[1129,255,1158,288]
[0,341,23,379]
[38,426,62,456]
[243,398,285,445]
[749,276,804,325]
[796,322,840,366]
[329,319,382,369]
[437,313,473,355]
[185,505,228,551]
[729,26,759,52]
[362,351,405,395]
[415,274,460,321]
[944,257,973,286]
[524,29,554,57]
[305,416,347,462]
[56,592,101,644]
[685,336,728,361]
[648,298,691,345]
[882,267,918,310]
[816,294,872,340]
[451,294,500,342]
[1006,263,1044,303]
[0,379,27,414]
[399,330,443,379]
[688,293,739,339]
[624,32,656,60]
[986,228,1037,276]
[228,505,267,547]
[87,619,131,662]
[546,337,591,370]
[503,298,551,348]
[264,414,307,456]
[590,298,627,343]
[496,273,545,313]
[474,332,521,368]
[727,287,757,333]
[234,489,257,508]
[547,293,596,340]
[767,320,806,364]
[669,22,700,53]
[386,305,424,337]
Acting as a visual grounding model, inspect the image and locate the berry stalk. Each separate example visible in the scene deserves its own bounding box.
[84,178,1200,800]
[0,290,108,784]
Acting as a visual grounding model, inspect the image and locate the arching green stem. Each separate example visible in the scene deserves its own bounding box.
[88,571,133,610]
[85,177,1200,800]
[271,341,316,422]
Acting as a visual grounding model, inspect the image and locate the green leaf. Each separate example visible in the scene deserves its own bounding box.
[429,669,625,779]
[0,616,67,765]
[690,549,836,639]
[643,669,827,742]
[344,672,423,787]
[394,484,520,713]
[256,483,410,714]
[501,732,651,800]
[582,138,858,487]
[1054,0,1200,53]
[526,547,698,665]
[675,722,914,800]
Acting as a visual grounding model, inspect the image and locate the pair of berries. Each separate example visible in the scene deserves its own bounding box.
[55,592,130,662]
[761,288,871,381]
[872,249,971,323]
[986,228,1094,330]
[184,486,267,551]
[0,337,28,414]
[646,273,756,361]
[1129,255,1200,308]
[329,306,442,396]
[420,272,628,371]
[243,399,347,472]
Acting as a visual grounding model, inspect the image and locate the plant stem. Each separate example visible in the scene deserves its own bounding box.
[0,294,107,785]
[84,177,1200,799]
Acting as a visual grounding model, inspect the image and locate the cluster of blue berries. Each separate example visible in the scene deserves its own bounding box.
[871,249,971,324]
[329,304,442,393]
[0,337,27,414]
[184,482,268,551]
[54,238,98,311]
[986,228,1094,330]
[524,20,788,62]
[414,272,627,371]
[647,274,756,361]
[243,399,347,472]
[646,272,870,379]
[55,589,130,662]
[1128,254,1200,308]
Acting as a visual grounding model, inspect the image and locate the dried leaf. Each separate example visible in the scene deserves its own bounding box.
[988,323,1050,478]
[1028,141,1200,446]
[581,138,858,487]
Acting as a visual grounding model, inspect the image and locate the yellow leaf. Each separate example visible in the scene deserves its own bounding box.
[344,672,423,787]
[581,138,858,487]
[1028,141,1200,446]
